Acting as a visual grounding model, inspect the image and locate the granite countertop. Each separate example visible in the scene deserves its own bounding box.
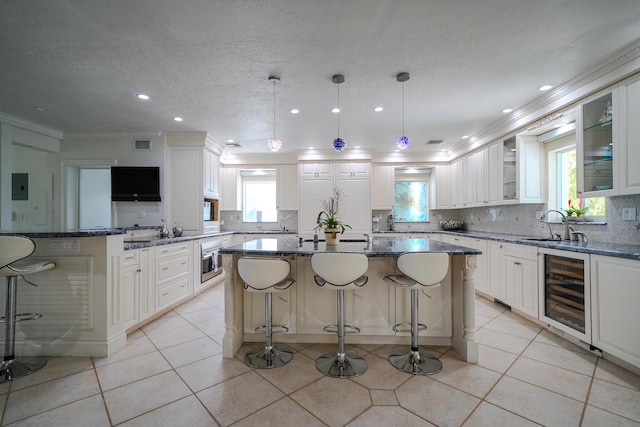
[382,230,640,261]
[219,237,481,257]
[0,228,128,238]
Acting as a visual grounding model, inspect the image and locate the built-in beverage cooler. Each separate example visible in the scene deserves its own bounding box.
[539,248,591,343]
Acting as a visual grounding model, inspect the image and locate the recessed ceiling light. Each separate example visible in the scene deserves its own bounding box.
[331,108,340,113]
[462,135,469,139]
[136,93,150,100]
[354,146,361,148]
[308,146,314,150]
[227,139,235,143]
[34,106,47,112]
[173,117,183,122]
[374,106,383,112]
[502,108,513,114]
[290,108,299,114]
[539,85,553,91]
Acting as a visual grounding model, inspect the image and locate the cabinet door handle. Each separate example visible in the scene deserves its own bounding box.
[514,261,521,266]
[162,267,169,271]
[161,292,168,296]
[136,269,142,273]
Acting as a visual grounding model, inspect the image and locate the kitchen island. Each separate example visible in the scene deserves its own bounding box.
[220,237,482,362]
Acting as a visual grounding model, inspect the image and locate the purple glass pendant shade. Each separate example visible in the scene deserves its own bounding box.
[396,135,410,150]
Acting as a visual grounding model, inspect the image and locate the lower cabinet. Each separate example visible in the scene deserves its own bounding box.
[121,248,155,331]
[591,255,640,369]
[502,243,539,318]
[485,241,538,319]
[155,242,192,311]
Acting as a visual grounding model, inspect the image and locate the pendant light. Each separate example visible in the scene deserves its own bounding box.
[267,75,283,152]
[332,74,346,152]
[396,72,410,150]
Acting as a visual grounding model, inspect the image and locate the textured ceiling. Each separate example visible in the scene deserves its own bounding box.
[1,0,639,157]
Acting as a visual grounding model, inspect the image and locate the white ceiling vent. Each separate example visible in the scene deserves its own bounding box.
[134,139,151,151]
[425,139,444,145]
[225,142,241,148]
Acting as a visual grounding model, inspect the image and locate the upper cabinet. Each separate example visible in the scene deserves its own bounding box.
[576,90,617,197]
[298,161,371,237]
[371,164,395,210]
[203,148,220,199]
[618,73,640,195]
[220,166,238,211]
[276,164,298,210]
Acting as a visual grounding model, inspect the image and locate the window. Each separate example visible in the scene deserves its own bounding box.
[546,135,604,220]
[394,168,430,222]
[241,169,277,222]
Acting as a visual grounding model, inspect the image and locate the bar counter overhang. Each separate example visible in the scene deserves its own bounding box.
[220,237,481,362]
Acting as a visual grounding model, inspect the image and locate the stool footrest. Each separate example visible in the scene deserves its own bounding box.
[0,313,43,324]
[323,324,360,334]
[254,324,289,334]
[392,321,427,334]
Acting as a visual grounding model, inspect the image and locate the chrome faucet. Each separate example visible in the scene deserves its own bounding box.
[540,209,570,240]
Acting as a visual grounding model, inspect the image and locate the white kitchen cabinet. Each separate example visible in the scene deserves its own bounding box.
[502,243,538,318]
[298,161,371,238]
[591,255,640,370]
[576,89,617,197]
[203,148,220,198]
[220,166,239,211]
[276,164,298,210]
[336,161,369,177]
[300,161,333,178]
[455,159,467,208]
[617,73,640,195]
[434,165,451,209]
[155,242,192,311]
[121,247,155,331]
[335,168,371,238]
[487,240,506,300]
[121,250,140,330]
[487,135,543,205]
[138,248,155,323]
[169,147,202,233]
[371,164,395,210]
[166,133,222,234]
[487,141,502,204]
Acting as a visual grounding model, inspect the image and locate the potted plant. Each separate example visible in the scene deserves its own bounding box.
[564,198,590,221]
[315,187,351,245]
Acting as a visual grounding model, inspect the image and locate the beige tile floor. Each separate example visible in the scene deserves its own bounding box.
[1,283,639,426]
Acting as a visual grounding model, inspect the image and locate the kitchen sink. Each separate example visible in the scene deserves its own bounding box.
[520,238,559,242]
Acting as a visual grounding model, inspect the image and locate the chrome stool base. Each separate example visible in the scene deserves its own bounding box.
[244,344,294,369]
[0,357,47,383]
[316,351,367,378]
[389,349,442,375]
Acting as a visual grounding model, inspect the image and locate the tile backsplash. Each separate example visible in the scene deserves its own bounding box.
[222,196,640,245]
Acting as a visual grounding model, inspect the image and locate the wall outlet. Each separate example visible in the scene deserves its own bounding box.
[535,211,543,220]
[622,207,637,221]
[136,210,146,218]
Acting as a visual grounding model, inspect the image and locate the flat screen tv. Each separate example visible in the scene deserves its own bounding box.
[111,166,161,202]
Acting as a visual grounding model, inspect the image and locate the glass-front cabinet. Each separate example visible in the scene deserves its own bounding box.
[502,136,517,201]
[576,90,617,197]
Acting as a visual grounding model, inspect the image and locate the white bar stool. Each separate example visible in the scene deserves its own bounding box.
[311,252,369,378]
[238,257,295,369]
[0,236,55,383]
[384,252,449,375]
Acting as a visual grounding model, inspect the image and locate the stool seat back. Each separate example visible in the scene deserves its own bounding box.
[238,257,293,292]
[311,253,368,287]
[0,236,35,270]
[396,252,449,287]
